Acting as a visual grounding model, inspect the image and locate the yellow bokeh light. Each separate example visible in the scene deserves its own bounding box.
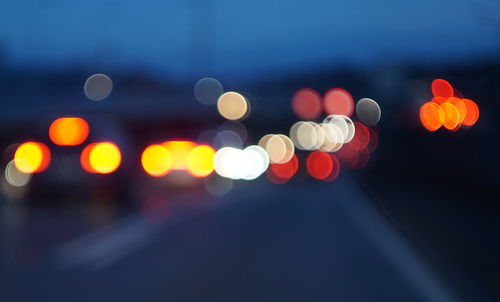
[187,145,215,177]
[163,141,196,170]
[87,142,121,174]
[49,117,89,146]
[217,92,248,121]
[141,145,172,177]
[14,142,51,173]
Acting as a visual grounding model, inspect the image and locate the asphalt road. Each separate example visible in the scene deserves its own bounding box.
[0,175,474,302]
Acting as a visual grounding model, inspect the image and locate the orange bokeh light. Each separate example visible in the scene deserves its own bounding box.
[440,102,461,130]
[448,97,467,124]
[420,102,444,131]
[187,145,215,177]
[431,79,453,98]
[141,144,172,177]
[291,88,322,120]
[162,141,197,170]
[80,143,97,173]
[461,99,480,126]
[49,117,89,146]
[323,88,354,117]
[14,141,51,173]
[80,142,121,174]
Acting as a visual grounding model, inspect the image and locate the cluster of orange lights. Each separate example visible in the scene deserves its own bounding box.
[420,79,479,132]
[13,117,122,175]
[141,141,215,178]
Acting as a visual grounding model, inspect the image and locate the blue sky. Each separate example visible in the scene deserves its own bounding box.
[1,0,499,80]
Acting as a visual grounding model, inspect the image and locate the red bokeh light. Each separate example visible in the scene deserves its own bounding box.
[291,88,322,120]
[431,79,453,98]
[323,88,354,117]
[267,154,299,184]
[306,151,340,181]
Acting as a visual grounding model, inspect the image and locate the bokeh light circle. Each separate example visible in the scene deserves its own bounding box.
[440,102,460,130]
[268,154,299,183]
[82,142,121,174]
[420,102,444,132]
[306,151,332,180]
[141,144,172,177]
[194,77,223,105]
[324,88,355,117]
[291,88,322,120]
[319,123,343,152]
[187,145,216,177]
[265,134,294,164]
[217,92,248,121]
[356,98,381,126]
[49,117,89,146]
[5,160,32,187]
[14,142,51,173]
[431,79,453,98]
[84,73,113,101]
[461,99,479,126]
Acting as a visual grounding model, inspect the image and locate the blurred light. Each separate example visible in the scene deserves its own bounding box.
[323,88,354,117]
[462,99,480,126]
[5,160,32,187]
[306,151,340,181]
[49,117,89,146]
[84,73,113,101]
[440,102,460,130]
[448,97,467,124]
[81,142,121,174]
[14,142,51,173]
[80,143,96,173]
[242,145,269,180]
[426,79,479,131]
[217,91,248,121]
[141,144,172,177]
[264,134,294,164]
[356,98,381,126]
[258,134,274,150]
[204,174,233,196]
[213,146,268,180]
[163,141,197,170]
[291,88,322,120]
[310,122,326,150]
[352,148,370,169]
[431,79,453,98]
[367,127,379,153]
[187,145,215,177]
[213,130,243,149]
[267,154,298,184]
[197,129,218,145]
[349,122,371,151]
[431,96,447,104]
[323,114,355,143]
[420,102,444,131]
[194,77,223,105]
[213,147,241,179]
[319,123,343,152]
[290,121,320,150]
[219,121,248,143]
